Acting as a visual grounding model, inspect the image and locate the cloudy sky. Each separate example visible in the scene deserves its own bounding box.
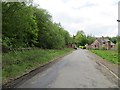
[33,0,119,37]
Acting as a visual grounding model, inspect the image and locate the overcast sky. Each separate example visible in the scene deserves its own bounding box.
[33,0,119,37]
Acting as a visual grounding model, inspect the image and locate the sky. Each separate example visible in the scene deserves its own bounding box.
[33,0,119,37]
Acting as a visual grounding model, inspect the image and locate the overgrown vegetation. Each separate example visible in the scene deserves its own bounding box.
[2,1,74,84]
[74,31,95,47]
[2,0,120,84]
[90,50,119,64]
[2,48,73,84]
[2,1,73,50]
[2,1,118,50]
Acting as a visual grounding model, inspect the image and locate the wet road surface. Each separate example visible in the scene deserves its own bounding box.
[17,49,118,88]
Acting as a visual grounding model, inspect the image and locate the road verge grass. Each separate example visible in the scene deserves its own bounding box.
[2,48,73,84]
[90,50,119,64]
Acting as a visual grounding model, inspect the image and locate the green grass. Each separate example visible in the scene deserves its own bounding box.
[2,48,73,84]
[90,50,119,64]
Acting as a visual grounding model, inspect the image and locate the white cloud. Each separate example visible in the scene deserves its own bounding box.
[33,0,119,37]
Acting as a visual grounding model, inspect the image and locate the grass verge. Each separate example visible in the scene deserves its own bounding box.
[90,50,119,64]
[2,48,73,84]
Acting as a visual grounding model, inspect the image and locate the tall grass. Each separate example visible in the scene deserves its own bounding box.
[90,50,119,64]
[2,48,73,83]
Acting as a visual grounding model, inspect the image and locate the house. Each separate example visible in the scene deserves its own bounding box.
[66,43,75,48]
[86,36,116,50]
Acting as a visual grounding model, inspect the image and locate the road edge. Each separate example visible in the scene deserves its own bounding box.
[87,50,119,82]
[2,49,74,88]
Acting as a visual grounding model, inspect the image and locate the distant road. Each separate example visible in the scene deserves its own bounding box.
[17,49,118,88]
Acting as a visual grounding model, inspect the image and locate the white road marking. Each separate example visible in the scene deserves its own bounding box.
[98,62,120,80]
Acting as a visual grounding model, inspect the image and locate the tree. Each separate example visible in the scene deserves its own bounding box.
[2,2,72,50]
[110,37,117,44]
[87,35,95,45]
[2,2,38,48]
[75,30,87,46]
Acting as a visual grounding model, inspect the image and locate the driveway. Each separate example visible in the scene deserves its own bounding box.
[16,49,118,88]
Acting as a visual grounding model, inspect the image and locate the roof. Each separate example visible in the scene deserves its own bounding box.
[104,39,110,42]
[91,37,115,45]
[111,42,115,45]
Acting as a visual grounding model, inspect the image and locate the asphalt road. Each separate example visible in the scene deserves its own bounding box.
[17,49,118,88]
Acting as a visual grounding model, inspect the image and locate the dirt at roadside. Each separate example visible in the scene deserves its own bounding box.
[85,50,118,76]
[84,50,119,87]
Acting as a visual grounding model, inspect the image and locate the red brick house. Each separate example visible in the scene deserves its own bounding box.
[66,43,75,48]
[86,36,116,50]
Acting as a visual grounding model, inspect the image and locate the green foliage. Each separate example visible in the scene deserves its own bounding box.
[86,35,95,45]
[2,2,72,50]
[75,33,95,46]
[100,47,106,50]
[105,36,117,44]
[2,48,73,83]
[75,30,88,46]
[99,45,106,50]
[2,2,38,49]
[91,50,119,64]
[33,7,68,49]
[33,7,73,49]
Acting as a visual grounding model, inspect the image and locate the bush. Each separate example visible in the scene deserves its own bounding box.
[93,48,99,50]
[100,46,106,50]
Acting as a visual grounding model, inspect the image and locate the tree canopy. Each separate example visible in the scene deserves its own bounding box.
[75,30,88,46]
[2,1,72,50]
[2,1,118,50]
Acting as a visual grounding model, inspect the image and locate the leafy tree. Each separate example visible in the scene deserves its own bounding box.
[2,2,38,48]
[33,7,71,49]
[2,1,72,50]
[75,30,87,46]
[110,37,117,44]
[87,35,95,45]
